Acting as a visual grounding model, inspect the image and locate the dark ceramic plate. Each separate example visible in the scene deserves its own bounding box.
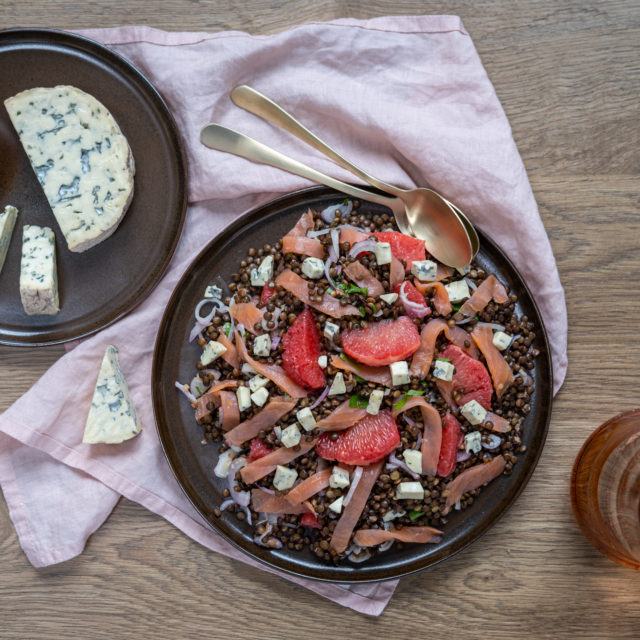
[0,28,187,346]
[153,186,552,583]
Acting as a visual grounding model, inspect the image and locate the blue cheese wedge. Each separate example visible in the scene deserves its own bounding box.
[0,205,18,275]
[19,224,59,315]
[4,86,135,252]
[83,345,142,444]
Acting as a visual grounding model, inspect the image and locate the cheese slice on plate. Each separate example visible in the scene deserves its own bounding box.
[0,205,18,275]
[4,85,135,252]
[19,224,59,315]
[83,345,142,444]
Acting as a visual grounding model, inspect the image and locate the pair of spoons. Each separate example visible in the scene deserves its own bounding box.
[200,85,478,269]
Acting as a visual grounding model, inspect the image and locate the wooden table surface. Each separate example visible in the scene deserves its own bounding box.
[1,1,639,638]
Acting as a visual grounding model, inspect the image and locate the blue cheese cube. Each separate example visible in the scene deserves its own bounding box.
[241,362,258,375]
[379,292,398,305]
[280,424,301,448]
[296,407,316,431]
[433,359,455,382]
[248,375,269,392]
[329,466,351,489]
[19,224,59,315]
[317,355,328,368]
[204,284,223,299]
[492,330,512,351]
[200,340,227,366]
[301,256,324,279]
[273,425,282,441]
[460,399,487,425]
[465,431,482,454]
[382,509,406,522]
[390,361,410,386]
[395,481,425,500]
[324,321,340,340]
[236,386,251,412]
[374,241,392,265]
[273,465,297,491]
[250,387,269,407]
[411,259,438,282]
[444,279,471,303]
[329,372,346,396]
[328,496,344,514]
[403,449,423,474]
[250,255,274,286]
[213,450,235,478]
[253,334,271,357]
[366,389,384,415]
[0,205,18,275]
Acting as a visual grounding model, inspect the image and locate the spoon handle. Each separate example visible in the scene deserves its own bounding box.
[200,124,400,208]
[230,85,403,198]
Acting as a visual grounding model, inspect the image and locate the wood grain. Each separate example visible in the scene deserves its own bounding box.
[1,1,640,638]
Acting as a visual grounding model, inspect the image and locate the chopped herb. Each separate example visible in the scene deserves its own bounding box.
[406,390,425,397]
[436,357,452,363]
[338,282,349,291]
[408,510,425,521]
[347,285,368,295]
[349,394,368,408]
[371,303,377,313]
[222,322,232,338]
[342,198,350,206]
[340,353,361,371]
[393,390,425,411]
[195,385,202,395]
[354,375,366,383]
[452,303,461,312]
[358,306,366,317]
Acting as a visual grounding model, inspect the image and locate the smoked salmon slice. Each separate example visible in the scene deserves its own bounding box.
[229,301,265,335]
[282,235,324,259]
[343,260,385,296]
[389,256,405,288]
[414,281,452,316]
[330,354,393,387]
[470,324,514,398]
[285,467,333,505]
[485,411,510,433]
[251,488,314,514]
[353,526,443,547]
[286,209,315,237]
[315,398,369,431]
[225,396,298,446]
[339,227,369,245]
[195,380,238,422]
[455,275,509,320]
[329,460,384,553]
[275,269,360,318]
[393,396,442,476]
[217,331,240,369]
[444,454,506,511]
[234,329,307,398]
[240,439,317,484]
[219,390,240,431]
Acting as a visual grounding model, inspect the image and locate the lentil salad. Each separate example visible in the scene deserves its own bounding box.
[176,200,539,565]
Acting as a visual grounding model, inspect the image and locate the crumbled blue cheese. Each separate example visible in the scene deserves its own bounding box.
[324,321,340,340]
[213,449,235,478]
[328,496,344,513]
[411,259,438,281]
[280,424,301,448]
[19,224,59,315]
[374,241,392,265]
[403,449,423,474]
[0,205,18,275]
[250,255,274,286]
[390,361,410,386]
[329,466,351,489]
[200,340,227,366]
[253,334,271,357]
[464,431,482,454]
[248,375,269,392]
[444,279,471,303]
[395,481,425,500]
[273,425,282,441]
[456,264,471,275]
[382,509,406,522]
[83,345,142,444]
[296,407,316,431]
[204,284,223,299]
[236,386,251,412]
[329,372,346,395]
[250,387,269,407]
[301,256,324,279]
[432,359,455,382]
[273,465,297,491]
[460,399,487,425]
[492,330,512,351]
[317,355,328,368]
[366,389,384,415]
[241,362,258,376]
[379,292,398,305]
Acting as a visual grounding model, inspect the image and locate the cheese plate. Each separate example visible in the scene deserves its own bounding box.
[0,28,187,346]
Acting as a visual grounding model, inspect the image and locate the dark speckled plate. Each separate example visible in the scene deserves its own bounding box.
[0,29,186,346]
[153,186,552,583]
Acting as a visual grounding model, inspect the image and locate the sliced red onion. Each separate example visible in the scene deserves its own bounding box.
[236,322,245,336]
[175,381,197,404]
[320,200,352,223]
[254,522,283,548]
[386,452,420,480]
[202,368,221,380]
[190,375,208,398]
[324,256,339,290]
[228,457,250,508]
[348,239,377,258]
[330,228,340,258]
[271,335,281,350]
[476,321,506,331]
[505,333,520,352]
[456,450,472,462]
[464,277,478,291]
[188,321,204,343]
[259,512,279,525]
[343,467,362,507]
[402,413,417,427]
[309,384,331,410]
[415,432,423,450]
[337,223,366,233]
[258,486,275,495]
[261,306,282,331]
[220,498,235,511]
[373,309,384,317]
[482,434,503,450]
[398,281,430,318]
[195,297,228,324]
[455,315,475,325]
[379,538,395,552]
[307,228,333,238]
[346,543,372,563]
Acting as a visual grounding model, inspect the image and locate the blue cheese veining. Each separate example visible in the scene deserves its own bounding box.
[19,224,59,315]
[83,345,142,444]
[4,86,135,252]
[0,205,18,275]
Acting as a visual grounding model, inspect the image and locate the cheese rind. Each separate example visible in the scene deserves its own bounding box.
[83,345,142,444]
[19,224,59,315]
[4,85,135,252]
[0,205,18,275]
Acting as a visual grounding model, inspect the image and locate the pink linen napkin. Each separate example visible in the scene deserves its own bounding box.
[0,16,567,616]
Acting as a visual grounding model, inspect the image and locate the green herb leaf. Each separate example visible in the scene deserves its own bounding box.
[195,385,202,395]
[349,394,368,408]
[406,390,425,397]
[452,303,461,312]
[342,198,350,206]
[354,375,366,383]
[358,306,366,317]
[347,285,368,295]
[371,303,377,314]
[408,510,425,521]
[339,353,361,371]
[393,396,408,411]
[338,282,349,291]
[436,357,452,363]
[222,322,232,338]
